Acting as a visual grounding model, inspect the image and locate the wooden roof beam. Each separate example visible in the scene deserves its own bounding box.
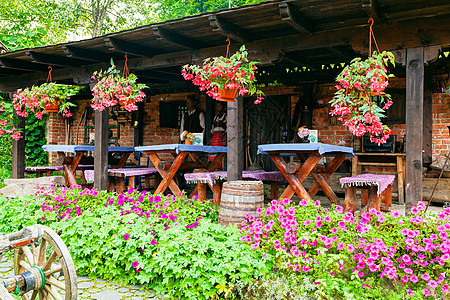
[279,2,313,35]
[104,37,156,57]
[62,45,108,62]
[0,58,49,72]
[327,47,356,62]
[151,26,196,50]
[132,69,181,81]
[361,0,385,24]
[273,50,317,70]
[26,51,87,67]
[208,15,250,43]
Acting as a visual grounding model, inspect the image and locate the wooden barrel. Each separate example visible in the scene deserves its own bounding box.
[218,180,264,225]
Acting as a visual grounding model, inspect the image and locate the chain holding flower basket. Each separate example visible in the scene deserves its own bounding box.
[91,58,148,112]
[329,18,395,145]
[182,42,264,104]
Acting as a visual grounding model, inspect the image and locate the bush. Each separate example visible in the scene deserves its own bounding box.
[240,199,450,299]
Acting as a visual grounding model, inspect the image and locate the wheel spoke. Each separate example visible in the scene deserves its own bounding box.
[37,239,47,266]
[44,284,62,300]
[31,243,39,265]
[38,290,45,300]
[44,265,63,277]
[42,251,57,271]
[22,246,35,265]
[19,260,33,271]
[47,276,66,290]
[30,290,38,300]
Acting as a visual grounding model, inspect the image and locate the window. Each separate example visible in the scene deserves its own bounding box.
[159,101,187,129]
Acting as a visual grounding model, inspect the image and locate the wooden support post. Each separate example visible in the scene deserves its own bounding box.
[12,111,25,179]
[94,109,109,190]
[227,95,243,181]
[405,47,424,213]
[423,74,433,165]
[344,186,357,212]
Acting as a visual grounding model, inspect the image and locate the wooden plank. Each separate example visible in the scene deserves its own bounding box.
[94,109,109,190]
[405,47,424,213]
[344,186,357,212]
[11,111,25,179]
[422,178,450,203]
[423,73,433,165]
[397,155,405,204]
[357,162,397,167]
[227,96,243,181]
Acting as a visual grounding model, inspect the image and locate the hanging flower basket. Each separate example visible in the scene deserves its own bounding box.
[182,45,264,104]
[218,87,238,102]
[91,59,148,112]
[44,99,60,113]
[328,51,395,145]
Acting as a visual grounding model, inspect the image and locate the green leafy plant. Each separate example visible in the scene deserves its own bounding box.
[182,45,264,104]
[91,60,148,112]
[329,51,395,145]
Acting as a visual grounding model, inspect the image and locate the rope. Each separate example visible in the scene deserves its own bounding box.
[122,54,129,78]
[46,66,52,83]
[368,18,380,56]
[226,37,231,58]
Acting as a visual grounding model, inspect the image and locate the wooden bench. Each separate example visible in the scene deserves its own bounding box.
[85,168,160,193]
[184,170,286,205]
[25,166,63,177]
[340,174,395,213]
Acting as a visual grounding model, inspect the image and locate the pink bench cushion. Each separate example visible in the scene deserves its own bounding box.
[85,168,158,183]
[339,174,395,195]
[185,170,286,185]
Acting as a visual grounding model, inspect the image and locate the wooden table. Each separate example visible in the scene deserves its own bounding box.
[257,143,354,204]
[42,145,135,186]
[135,144,227,198]
[351,152,405,204]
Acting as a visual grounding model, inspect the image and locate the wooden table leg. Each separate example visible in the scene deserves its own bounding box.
[270,182,279,200]
[190,153,225,197]
[197,183,207,202]
[352,156,358,176]
[213,181,223,206]
[311,173,339,204]
[113,152,131,169]
[59,151,82,186]
[277,152,323,199]
[361,186,380,213]
[148,152,187,197]
[308,153,346,198]
[397,155,405,204]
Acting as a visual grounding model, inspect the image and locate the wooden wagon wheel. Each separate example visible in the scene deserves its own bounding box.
[13,225,78,300]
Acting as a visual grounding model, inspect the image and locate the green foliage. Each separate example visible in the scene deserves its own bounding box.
[25,115,48,166]
[0,195,42,235]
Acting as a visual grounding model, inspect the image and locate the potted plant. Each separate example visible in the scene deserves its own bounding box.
[297,126,310,143]
[181,132,196,145]
[12,82,81,119]
[181,45,264,104]
[91,60,148,112]
[328,51,395,145]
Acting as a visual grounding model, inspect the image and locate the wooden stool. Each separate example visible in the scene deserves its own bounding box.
[340,174,394,214]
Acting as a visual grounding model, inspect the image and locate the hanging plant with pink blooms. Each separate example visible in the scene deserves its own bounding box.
[91,60,148,112]
[329,51,395,145]
[182,45,264,104]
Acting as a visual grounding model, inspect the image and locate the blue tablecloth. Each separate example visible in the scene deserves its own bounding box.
[257,143,354,157]
[42,145,135,154]
[135,144,227,154]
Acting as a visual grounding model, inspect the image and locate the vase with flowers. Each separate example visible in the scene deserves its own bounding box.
[297,126,310,143]
[181,45,264,104]
[181,132,196,145]
[12,82,81,119]
[91,59,148,112]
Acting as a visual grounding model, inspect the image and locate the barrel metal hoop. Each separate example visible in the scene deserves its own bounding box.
[32,266,46,290]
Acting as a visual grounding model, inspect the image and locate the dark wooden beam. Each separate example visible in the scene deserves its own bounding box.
[361,0,385,24]
[405,47,424,213]
[104,37,156,57]
[0,68,30,76]
[423,73,432,165]
[62,45,108,62]
[273,49,318,70]
[278,2,313,35]
[26,51,88,67]
[94,109,109,190]
[327,47,355,62]
[12,111,25,179]
[227,95,243,181]
[132,69,180,81]
[0,58,49,72]
[208,15,251,43]
[151,26,195,49]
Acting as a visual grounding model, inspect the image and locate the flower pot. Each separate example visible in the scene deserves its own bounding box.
[44,100,59,113]
[300,138,310,143]
[218,88,238,102]
[185,139,192,145]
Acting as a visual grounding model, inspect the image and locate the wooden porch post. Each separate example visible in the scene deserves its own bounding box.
[405,47,424,213]
[94,109,109,190]
[11,110,25,179]
[227,95,244,181]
